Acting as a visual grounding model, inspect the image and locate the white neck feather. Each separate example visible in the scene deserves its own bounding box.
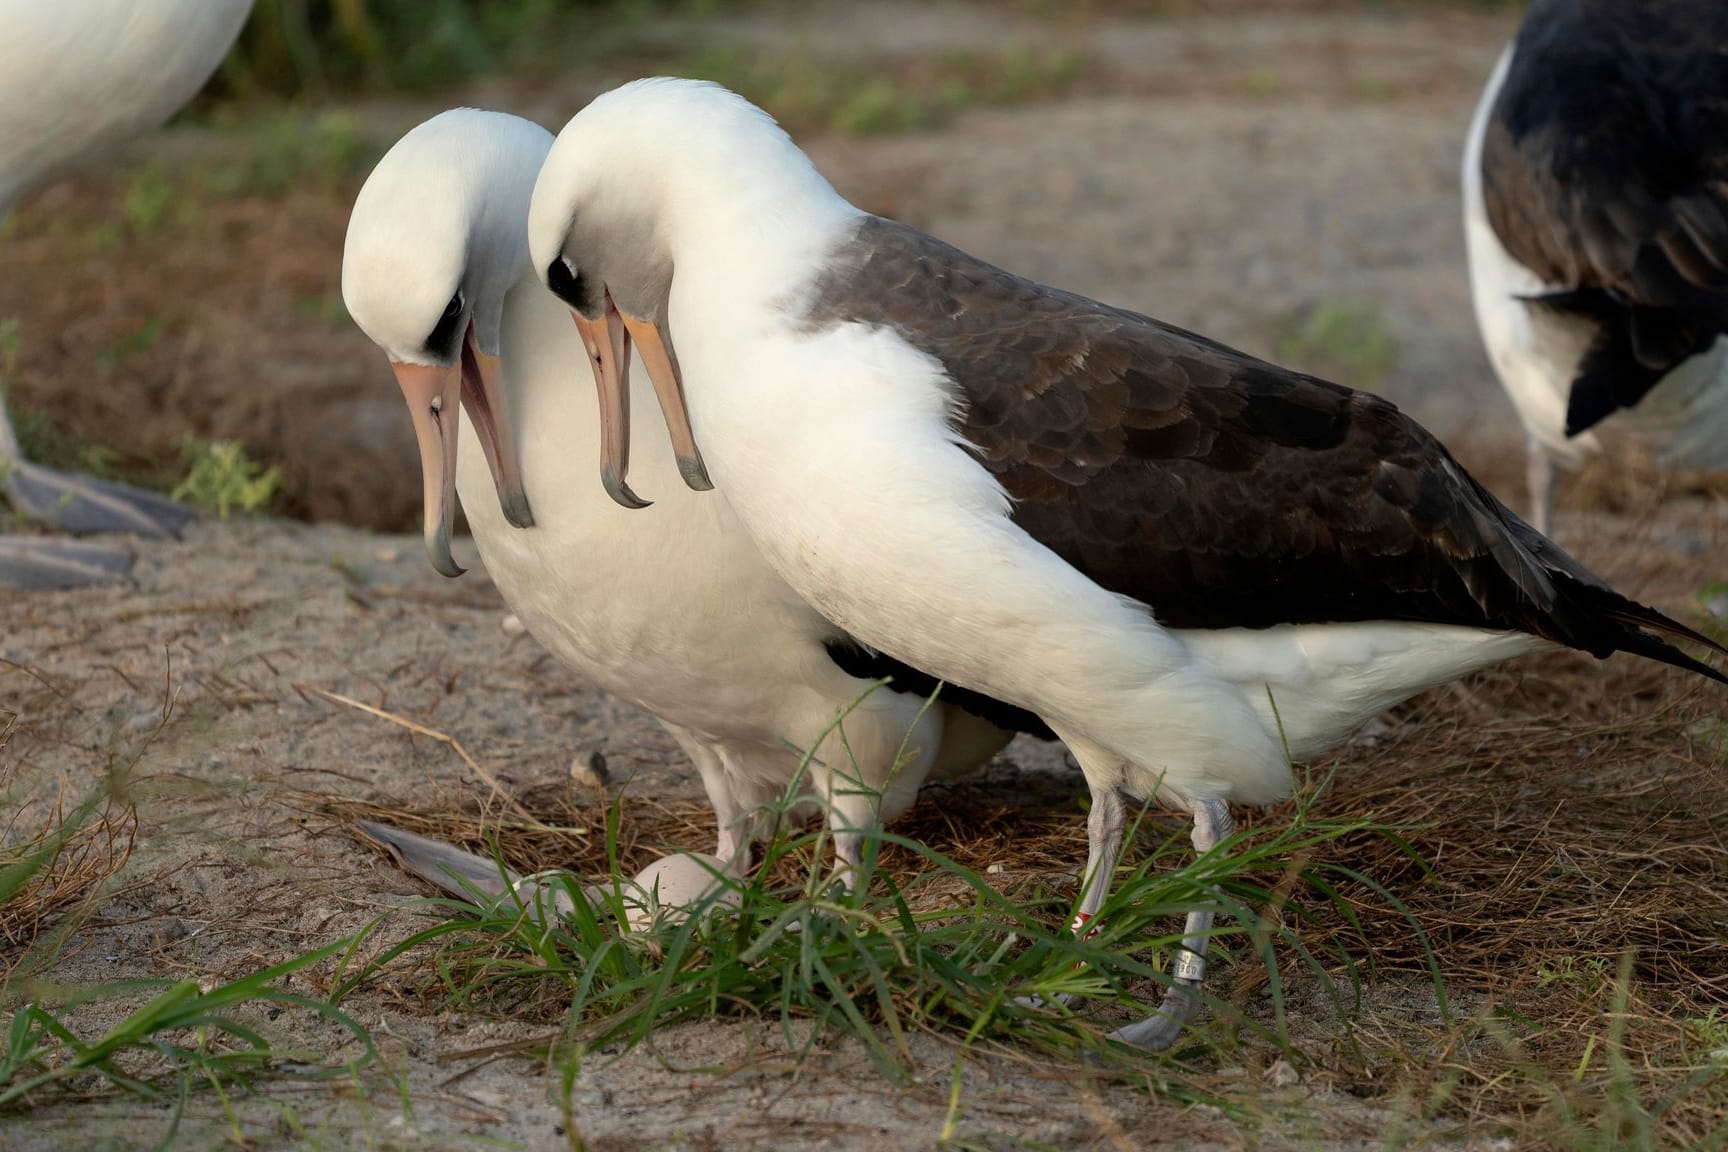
[661,130,859,295]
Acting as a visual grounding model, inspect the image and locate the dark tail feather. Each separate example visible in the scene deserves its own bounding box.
[1555,573,1728,686]
[1607,626,1728,686]
[1469,466,1726,685]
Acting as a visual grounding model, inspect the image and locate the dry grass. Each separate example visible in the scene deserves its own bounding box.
[1281,665,1728,1144]
[0,715,140,980]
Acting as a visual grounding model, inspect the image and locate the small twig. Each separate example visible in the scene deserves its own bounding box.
[113,599,264,623]
[303,686,563,833]
[0,655,65,698]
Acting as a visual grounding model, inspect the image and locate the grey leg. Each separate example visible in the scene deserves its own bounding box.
[1016,786,1127,1012]
[1525,435,1557,536]
[1074,787,1128,933]
[827,780,881,891]
[819,709,917,890]
[1110,797,1233,1051]
[0,393,195,588]
[661,722,754,872]
[0,535,137,587]
[4,456,197,537]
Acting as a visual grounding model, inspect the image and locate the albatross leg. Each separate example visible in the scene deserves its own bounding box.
[0,534,137,587]
[1014,786,1127,1011]
[1525,435,1557,536]
[1074,786,1127,933]
[0,397,195,587]
[0,396,194,520]
[662,722,759,872]
[4,456,197,537]
[827,781,881,892]
[1110,797,1232,1051]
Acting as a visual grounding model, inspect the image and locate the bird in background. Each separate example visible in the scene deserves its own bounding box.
[0,0,254,588]
[1464,0,1728,534]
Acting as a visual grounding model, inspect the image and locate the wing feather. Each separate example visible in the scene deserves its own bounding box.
[1482,0,1728,436]
[801,215,1724,680]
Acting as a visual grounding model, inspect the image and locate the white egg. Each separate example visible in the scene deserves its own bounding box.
[621,852,740,932]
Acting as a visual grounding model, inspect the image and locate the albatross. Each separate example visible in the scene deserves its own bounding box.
[342,108,1036,881]
[1464,0,1728,533]
[525,78,1728,1049]
[0,0,254,588]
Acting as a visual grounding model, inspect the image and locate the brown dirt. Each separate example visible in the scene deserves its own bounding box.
[4,3,1727,1150]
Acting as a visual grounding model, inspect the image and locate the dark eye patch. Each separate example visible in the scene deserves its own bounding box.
[425,291,465,361]
[545,258,594,314]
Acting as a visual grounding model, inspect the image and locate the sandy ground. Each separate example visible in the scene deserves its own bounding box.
[5,3,1726,1150]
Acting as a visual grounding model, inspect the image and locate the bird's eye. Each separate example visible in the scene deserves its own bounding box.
[425,291,466,361]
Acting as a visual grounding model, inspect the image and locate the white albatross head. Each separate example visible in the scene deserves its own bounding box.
[527,78,836,509]
[342,108,552,576]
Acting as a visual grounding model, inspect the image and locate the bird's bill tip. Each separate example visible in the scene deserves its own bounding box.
[459,336,535,530]
[617,312,713,493]
[570,305,651,509]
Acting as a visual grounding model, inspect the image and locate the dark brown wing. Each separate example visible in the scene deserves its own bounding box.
[801,215,1725,679]
[1483,0,1728,431]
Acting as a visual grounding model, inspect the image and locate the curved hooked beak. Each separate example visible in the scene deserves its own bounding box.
[392,325,534,579]
[569,293,713,511]
[460,332,534,531]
